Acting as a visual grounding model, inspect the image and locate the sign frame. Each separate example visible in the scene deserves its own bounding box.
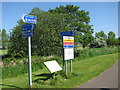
[22,23,34,31]
[60,31,74,37]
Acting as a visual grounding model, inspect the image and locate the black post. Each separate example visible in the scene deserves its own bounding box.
[62,37,65,71]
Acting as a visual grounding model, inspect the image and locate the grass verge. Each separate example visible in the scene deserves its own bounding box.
[2,53,119,88]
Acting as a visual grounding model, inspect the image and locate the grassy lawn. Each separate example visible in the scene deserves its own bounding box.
[2,53,118,88]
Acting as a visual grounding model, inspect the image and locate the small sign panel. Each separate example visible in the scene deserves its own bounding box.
[60,31,74,37]
[22,14,37,24]
[64,48,74,60]
[63,36,74,48]
[44,60,62,73]
[22,23,34,31]
[23,32,33,37]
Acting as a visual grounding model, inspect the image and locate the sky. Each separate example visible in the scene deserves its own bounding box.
[1,2,119,37]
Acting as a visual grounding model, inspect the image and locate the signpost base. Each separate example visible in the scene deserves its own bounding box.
[70,60,72,73]
[65,61,67,74]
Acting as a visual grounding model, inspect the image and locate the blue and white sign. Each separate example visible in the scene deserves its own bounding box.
[22,14,37,24]
[63,45,74,48]
[63,36,74,48]
[22,23,34,31]
[60,31,74,37]
[23,32,33,37]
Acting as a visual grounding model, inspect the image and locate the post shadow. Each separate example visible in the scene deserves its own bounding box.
[0,84,22,89]
[33,73,55,83]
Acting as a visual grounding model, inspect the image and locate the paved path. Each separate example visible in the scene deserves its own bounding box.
[77,60,119,88]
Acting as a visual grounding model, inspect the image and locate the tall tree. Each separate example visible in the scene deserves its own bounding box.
[49,4,94,48]
[95,31,107,40]
[1,29,9,49]
[106,31,117,46]
[8,8,69,57]
[8,20,28,57]
[8,5,94,58]
[108,31,115,38]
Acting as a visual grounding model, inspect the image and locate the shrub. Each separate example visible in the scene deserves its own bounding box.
[90,38,107,48]
[75,46,118,59]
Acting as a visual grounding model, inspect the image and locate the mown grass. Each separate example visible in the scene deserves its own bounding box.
[2,46,118,79]
[2,53,119,88]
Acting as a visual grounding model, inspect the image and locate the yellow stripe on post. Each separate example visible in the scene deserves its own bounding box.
[64,39,74,42]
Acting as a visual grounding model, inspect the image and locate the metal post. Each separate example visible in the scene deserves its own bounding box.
[63,48,65,71]
[62,37,65,72]
[70,60,72,73]
[65,60,67,74]
[28,36,32,87]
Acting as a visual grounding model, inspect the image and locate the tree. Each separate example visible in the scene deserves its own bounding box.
[8,5,94,58]
[1,29,9,49]
[106,31,117,46]
[118,37,120,45]
[8,8,69,57]
[49,4,94,48]
[82,33,94,48]
[108,31,115,38]
[95,31,107,40]
[90,38,107,48]
[7,20,28,58]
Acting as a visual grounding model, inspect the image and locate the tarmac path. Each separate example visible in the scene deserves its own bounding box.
[77,60,119,88]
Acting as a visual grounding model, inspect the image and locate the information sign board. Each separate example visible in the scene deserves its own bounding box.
[44,60,62,73]
[60,31,74,37]
[22,14,37,23]
[23,32,33,37]
[64,48,74,60]
[63,36,74,48]
[22,23,34,31]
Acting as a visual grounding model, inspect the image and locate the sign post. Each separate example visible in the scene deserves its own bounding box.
[28,36,32,87]
[70,60,72,72]
[22,14,37,88]
[65,60,67,74]
[60,31,74,74]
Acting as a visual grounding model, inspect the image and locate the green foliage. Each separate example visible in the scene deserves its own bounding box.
[108,31,116,38]
[2,53,118,88]
[0,29,9,49]
[49,74,64,86]
[0,50,7,56]
[106,38,118,46]
[90,38,107,48]
[106,31,117,46]
[2,60,45,79]
[75,46,118,59]
[2,46,118,79]
[82,33,94,48]
[49,5,94,48]
[118,37,120,45]
[95,31,107,40]
[8,8,70,57]
[7,5,95,58]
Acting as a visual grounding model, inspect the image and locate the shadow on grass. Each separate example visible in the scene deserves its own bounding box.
[33,73,54,83]
[0,84,22,89]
